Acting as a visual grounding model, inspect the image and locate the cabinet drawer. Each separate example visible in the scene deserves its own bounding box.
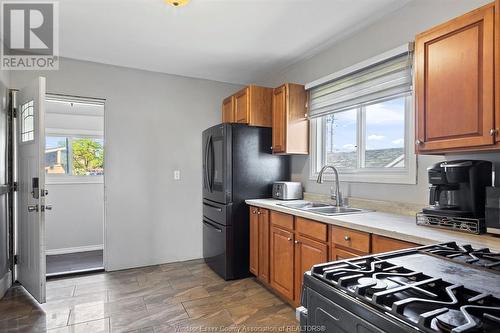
[330,226,370,254]
[372,235,417,254]
[330,247,362,261]
[296,217,327,242]
[270,211,294,231]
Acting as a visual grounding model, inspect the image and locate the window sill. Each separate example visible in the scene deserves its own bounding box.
[46,175,104,185]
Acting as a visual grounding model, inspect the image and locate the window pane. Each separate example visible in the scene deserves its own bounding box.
[21,100,34,143]
[45,137,69,174]
[71,137,104,176]
[364,97,405,168]
[325,109,357,169]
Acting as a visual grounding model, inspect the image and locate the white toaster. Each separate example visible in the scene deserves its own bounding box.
[272,182,303,200]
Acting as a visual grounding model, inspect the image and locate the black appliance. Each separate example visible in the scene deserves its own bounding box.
[299,242,500,333]
[422,160,492,218]
[202,123,289,280]
[486,187,500,235]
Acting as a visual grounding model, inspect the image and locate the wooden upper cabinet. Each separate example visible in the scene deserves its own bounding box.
[233,85,273,127]
[415,4,495,152]
[222,96,235,123]
[496,0,500,142]
[272,83,308,155]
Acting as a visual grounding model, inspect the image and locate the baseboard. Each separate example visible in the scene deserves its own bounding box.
[0,271,12,300]
[46,245,103,256]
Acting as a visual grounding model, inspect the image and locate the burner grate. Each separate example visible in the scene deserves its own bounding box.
[311,251,500,333]
[423,243,500,272]
[416,213,485,234]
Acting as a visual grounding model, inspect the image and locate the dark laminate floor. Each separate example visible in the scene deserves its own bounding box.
[0,259,298,332]
[46,250,104,276]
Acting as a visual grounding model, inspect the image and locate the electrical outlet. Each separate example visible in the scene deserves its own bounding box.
[174,170,181,180]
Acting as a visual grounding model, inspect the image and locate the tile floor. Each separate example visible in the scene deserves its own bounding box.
[0,259,298,332]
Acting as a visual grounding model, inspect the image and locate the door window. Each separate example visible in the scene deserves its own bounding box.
[21,100,34,142]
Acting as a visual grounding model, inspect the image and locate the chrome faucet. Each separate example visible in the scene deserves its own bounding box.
[316,165,344,207]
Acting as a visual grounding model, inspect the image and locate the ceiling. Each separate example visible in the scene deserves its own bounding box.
[58,0,411,84]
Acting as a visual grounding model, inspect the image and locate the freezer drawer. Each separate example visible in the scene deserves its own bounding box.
[203,199,232,226]
[202,218,233,280]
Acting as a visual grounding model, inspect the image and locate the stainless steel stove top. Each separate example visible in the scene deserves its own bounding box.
[308,242,500,333]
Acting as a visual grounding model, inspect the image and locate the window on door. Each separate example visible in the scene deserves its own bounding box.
[45,136,104,176]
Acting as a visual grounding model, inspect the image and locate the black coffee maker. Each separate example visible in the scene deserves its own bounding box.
[423,160,493,218]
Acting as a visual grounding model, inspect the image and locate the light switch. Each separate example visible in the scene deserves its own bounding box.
[174,170,181,180]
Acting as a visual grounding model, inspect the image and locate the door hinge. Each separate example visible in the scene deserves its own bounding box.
[11,182,18,192]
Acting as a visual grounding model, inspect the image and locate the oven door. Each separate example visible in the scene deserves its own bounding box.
[203,124,232,204]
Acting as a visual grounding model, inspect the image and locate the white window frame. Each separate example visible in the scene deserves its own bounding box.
[309,92,417,184]
[45,131,104,185]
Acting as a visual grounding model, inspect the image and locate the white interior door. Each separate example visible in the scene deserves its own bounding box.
[17,77,46,303]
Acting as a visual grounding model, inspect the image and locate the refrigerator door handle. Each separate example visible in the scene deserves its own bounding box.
[204,135,211,191]
[207,135,214,192]
[203,220,222,233]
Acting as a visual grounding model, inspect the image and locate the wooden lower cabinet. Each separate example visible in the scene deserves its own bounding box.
[294,235,327,304]
[372,235,417,254]
[249,207,270,283]
[330,246,362,261]
[270,226,294,300]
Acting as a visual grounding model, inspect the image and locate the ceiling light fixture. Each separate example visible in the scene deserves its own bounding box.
[165,0,190,7]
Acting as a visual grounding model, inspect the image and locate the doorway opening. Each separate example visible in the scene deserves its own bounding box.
[43,94,105,277]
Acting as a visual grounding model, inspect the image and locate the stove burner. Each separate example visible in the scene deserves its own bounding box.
[311,242,500,333]
[435,310,468,332]
[357,277,388,290]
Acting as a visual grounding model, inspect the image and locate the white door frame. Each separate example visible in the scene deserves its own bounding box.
[44,93,107,272]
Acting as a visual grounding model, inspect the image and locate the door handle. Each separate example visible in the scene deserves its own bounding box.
[27,205,39,212]
[41,205,52,212]
[207,135,213,192]
[203,202,222,212]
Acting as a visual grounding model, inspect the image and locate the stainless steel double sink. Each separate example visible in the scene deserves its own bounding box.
[276,201,372,216]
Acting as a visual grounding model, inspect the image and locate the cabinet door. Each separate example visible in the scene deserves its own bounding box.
[371,235,417,254]
[222,96,235,123]
[270,226,294,300]
[295,236,327,304]
[496,0,500,142]
[330,247,360,261]
[415,4,495,152]
[258,209,270,283]
[249,207,259,276]
[272,85,286,153]
[234,88,249,124]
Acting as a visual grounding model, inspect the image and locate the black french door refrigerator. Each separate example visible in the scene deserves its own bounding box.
[202,123,289,280]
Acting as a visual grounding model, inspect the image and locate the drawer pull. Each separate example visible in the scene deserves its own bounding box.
[344,235,351,241]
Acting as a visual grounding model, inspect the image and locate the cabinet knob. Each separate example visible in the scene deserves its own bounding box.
[489,128,499,136]
[257,211,261,215]
[294,240,299,244]
[252,210,257,214]
[344,235,351,241]
[415,139,422,146]
[270,146,273,150]
[287,237,292,241]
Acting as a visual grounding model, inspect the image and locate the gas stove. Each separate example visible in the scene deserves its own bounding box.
[299,242,500,333]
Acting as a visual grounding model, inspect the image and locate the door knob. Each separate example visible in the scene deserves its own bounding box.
[27,205,38,212]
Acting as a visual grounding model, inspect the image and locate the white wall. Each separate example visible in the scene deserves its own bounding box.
[11,58,242,270]
[45,101,104,253]
[45,183,104,252]
[258,0,493,205]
